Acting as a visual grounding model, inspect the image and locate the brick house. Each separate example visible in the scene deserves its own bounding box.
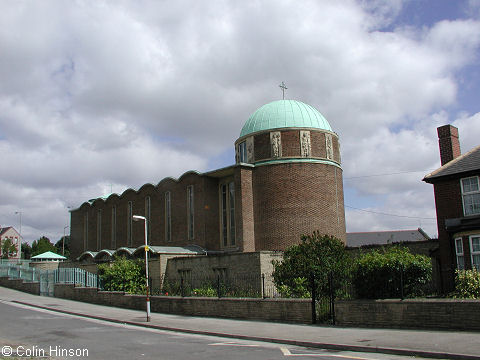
[423,125,480,292]
[69,99,346,262]
[0,226,21,259]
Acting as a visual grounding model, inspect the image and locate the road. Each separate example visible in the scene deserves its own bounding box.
[0,300,434,360]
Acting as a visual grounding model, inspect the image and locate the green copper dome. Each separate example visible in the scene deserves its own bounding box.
[240,100,332,137]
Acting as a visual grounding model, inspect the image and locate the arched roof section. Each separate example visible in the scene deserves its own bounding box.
[77,251,98,262]
[114,247,135,257]
[94,249,115,261]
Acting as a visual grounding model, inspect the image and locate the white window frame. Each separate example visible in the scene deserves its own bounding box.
[461,176,480,216]
[455,237,465,270]
[469,235,480,271]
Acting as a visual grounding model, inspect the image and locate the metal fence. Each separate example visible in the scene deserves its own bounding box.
[0,264,99,296]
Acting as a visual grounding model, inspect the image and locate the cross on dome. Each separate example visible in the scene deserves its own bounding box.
[279,81,287,99]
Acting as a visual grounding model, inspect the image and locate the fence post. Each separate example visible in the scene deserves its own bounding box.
[85,270,88,287]
[262,273,265,299]
[217,275,221,298]
[311,272,316,324]
[329,272,336,325]
[180,276,185,297]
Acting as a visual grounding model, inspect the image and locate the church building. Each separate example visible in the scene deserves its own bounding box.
[69,99,346,260]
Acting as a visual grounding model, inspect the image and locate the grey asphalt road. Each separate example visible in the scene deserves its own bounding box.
[0,300,428,360]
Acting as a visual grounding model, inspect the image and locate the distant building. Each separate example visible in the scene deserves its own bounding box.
[423,125,480,292]
[0,226,21,259]
[70,99,346,262]
[347,228,431,248]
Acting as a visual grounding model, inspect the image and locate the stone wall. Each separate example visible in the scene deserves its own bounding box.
[54,284,311,323]
[335,298,480,331]
[0,277,40,295]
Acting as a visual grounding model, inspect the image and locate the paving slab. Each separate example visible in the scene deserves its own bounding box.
[1,286,479,360]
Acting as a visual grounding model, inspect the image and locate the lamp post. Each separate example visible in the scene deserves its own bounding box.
[14,211,22,259]
[132,215,150,322]
[63,225,69,256]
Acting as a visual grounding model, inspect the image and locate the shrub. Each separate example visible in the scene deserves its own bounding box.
[272,232,352,298]
[352,247,432,299]
[453,270,480,299]
[98,256,146,294]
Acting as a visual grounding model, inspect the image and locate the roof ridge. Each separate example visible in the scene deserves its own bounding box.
[424,144,480,179]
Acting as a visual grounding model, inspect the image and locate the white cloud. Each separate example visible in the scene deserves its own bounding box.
[1,0,479,243]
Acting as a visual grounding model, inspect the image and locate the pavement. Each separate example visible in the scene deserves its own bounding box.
[0,286,479,360]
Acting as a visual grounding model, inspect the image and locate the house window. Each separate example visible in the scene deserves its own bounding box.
[83,214,88,251]
[238,141,247,163]
[165,192,171,242]
[97,210,102,251]
[220,181,236,247]
[470,236,480,271]
[145,196,151,240]
[461,176,480,216]
[127,201,133,247]
[111,206,116,249]
[455,238,465,270]
[187,185,194,240]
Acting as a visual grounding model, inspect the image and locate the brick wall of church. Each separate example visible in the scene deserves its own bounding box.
[252,162,346,251]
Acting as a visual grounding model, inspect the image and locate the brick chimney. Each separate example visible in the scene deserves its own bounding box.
[437,125,461,166]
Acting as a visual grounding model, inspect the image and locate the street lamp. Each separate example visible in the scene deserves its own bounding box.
[63,225,69,256]
[132,215,150,322]
[15,211,22,259]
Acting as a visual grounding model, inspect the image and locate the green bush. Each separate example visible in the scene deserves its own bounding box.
[98,256,146,294]
[453,270,480,299]
[272,232,352,298]
[352,247,432,299]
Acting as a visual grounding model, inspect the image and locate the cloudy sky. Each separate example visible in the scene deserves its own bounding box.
[2,0,480,244]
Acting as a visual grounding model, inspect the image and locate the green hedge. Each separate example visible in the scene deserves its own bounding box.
[453,270,480,299]
[352,247,432,299]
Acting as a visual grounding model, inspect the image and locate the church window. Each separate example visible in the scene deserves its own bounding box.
[111,206,116,249]
[165,192,171,242]
[187,186,194,240]
[220,181,235,247]
[127,201,133,246]
[239,141,247,163]
[97,210,102,250]
[145,196,151,240]
[83,214,88,251]
[461,176,480,216]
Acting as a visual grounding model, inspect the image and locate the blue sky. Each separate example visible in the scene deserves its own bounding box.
[1,0,479,244]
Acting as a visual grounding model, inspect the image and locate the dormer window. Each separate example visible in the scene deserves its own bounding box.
[461,176,480,216]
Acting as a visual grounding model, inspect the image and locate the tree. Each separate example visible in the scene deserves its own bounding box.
[31,236,57,257]
[55,236,70,259]
[98,256,146,294]
[1,239,18,259]
[21,243,32,259]
[272,232,352,298]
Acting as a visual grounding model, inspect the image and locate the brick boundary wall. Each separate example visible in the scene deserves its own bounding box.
[0,277,40,295]
[336,299,480,331]
[54,284,312,323]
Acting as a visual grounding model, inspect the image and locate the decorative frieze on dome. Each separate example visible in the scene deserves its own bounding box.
[300,131,311,158]
[325,133,334,160]
[270,132,282,158]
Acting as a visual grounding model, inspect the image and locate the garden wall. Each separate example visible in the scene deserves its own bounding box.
[336,298,480,331]
[0,277,40,295]
[54,284,311,323]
